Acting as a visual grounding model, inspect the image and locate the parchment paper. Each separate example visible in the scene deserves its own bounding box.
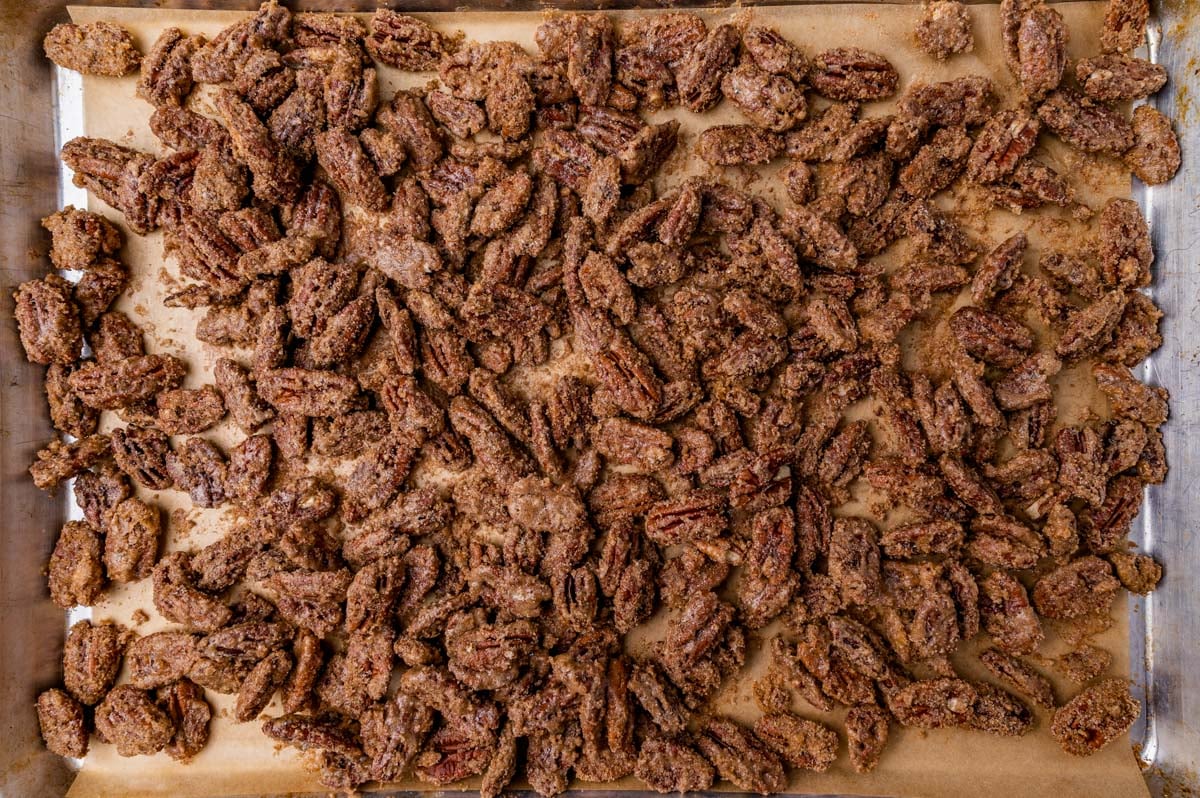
[64,3,1150,797]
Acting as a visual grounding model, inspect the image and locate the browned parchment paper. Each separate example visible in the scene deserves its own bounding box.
[64,3,1150,797]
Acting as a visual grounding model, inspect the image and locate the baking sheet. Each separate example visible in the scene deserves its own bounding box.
[59,3,1152,797]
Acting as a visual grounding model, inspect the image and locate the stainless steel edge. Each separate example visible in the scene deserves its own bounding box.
[1132,0,1200,793]
[0,1,83,796]
[3,1,1197,796]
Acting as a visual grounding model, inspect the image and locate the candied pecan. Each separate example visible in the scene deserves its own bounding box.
[1037,90,1135,154]
[828,518,881,606]
[72,259,126,325]
[1084,473,1145,553]
[235,649,292,723]
[44,365,96,440]
[810,47,898,101]
[103,497,161,582]
[94,685,175,757]
[42,205,121,271]
[1100,198,1153,289]
[675,23,739,113]
[262,713,360,755]
[721,62,806,133]
[165,437,227,508]
[845,705,889,773]
[1055,425,1108,508]
[1108,551,1162,594]
[899,75,995,127]
[780,205,858,275]
[1015,5,1068,101]
[109,426,170,490]
[915,0,974,60]
[48,521,105,609]
[994,352,1062,411]
[158,678,211,762]
[754,712,838,772]
[315,128,388,212]
[561,14,614,107]
[1057,644,1113,684]
[37,689,88,759]
[1077,54,1167,103]
[155,386,225,435]
[125,631,198,690]
[899,126,970,197]
[13,275,82,366]
[63,620,125,706]
[980,648,1055,708]
[694,717,786,795]
[212,359,273,434]
[905,201,976,265]
[635,737,714,794]
[223,435,272,503]
[950,307,1033,368]
[1124,105,1181,186]
[1057,290,1128,360]
[215,89,299,204]
[44,21,140,76]
[1051,678,1140,756]
[1093,362,1167,426]
[645,489,727,546]
[68,355,185,411]
[967,110,1040,185]
[978,571,1043,655]
[377,89,443,172]
[366,10,443,70]
[882,520,964,559]
[137,28,198,108]
[1034,556,1120,620]
[60,137,159,234]
[257,368,361,417]
[153,552,232,632]
[1101,0,1150,53]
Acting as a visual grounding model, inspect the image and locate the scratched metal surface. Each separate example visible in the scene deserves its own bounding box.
[2,1,1197,796]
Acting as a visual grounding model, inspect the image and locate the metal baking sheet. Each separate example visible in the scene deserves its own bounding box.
[2,1,1197,796]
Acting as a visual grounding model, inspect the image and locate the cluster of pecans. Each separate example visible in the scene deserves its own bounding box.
[23,0,1175,792]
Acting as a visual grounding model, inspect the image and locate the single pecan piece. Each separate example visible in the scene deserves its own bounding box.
[915,0,974,60]
[846,705,889,773]
[675,23,739,113]
[1101,0,1149,53]
[366,10,444,70]
[137,28,199,108]
[68,355,186,410]
[94,685,175,757]
[1037,89,1135,154]
[635,737,714,794]
[13,276,82,366]
[967,110,1040,185]
[979,571,1043,655]
[721,62,806,133]
[1124,106,1181,186]
[257,368,361,417]
[979,648,1055,709]
[104,497,161,582]
[810,47,898,101]
[1016,5,1068,101]
[694,717,787,794]
[111,426,173,490]
[63,619,125,706]
[37,689,88,759]
[48,521,106,609]
[152,552,232,632]
[44,21,141,76]
[1051,679,1140,756]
